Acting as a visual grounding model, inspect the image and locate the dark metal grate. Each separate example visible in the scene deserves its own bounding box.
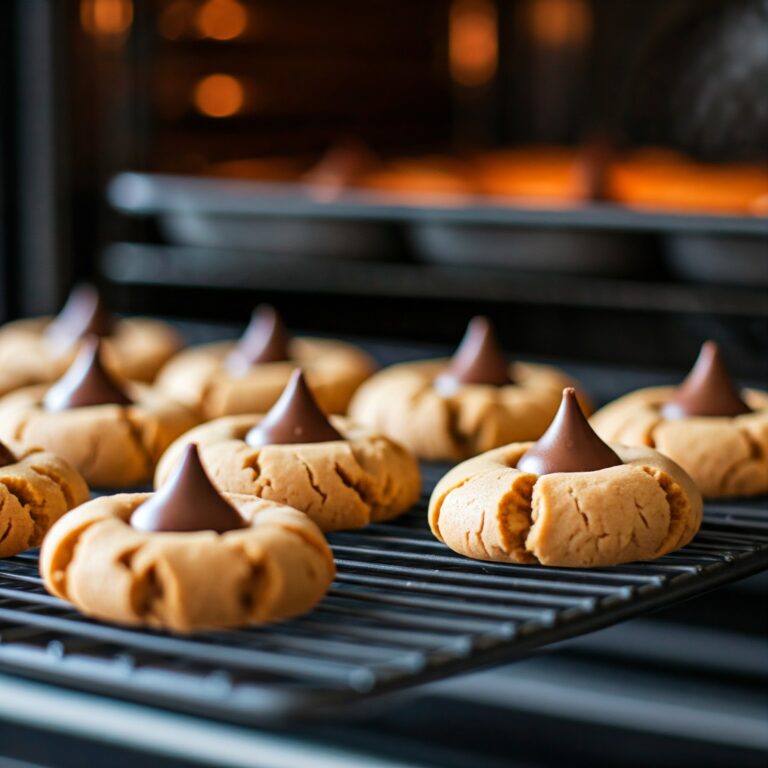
[0,463,766,725]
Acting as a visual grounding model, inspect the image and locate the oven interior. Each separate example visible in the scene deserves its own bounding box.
[0,1,767,766]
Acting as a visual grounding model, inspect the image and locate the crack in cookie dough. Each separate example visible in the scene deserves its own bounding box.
[567,487,588,530]
[0,517,13,545]
[430,444,702,568]
[333,462,370,508]
[30,463,76,509]
[119,411,156,480]
[297,455,329,507]
[243,452,272,495]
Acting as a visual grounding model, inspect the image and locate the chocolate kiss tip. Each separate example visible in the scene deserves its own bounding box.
[131,444,246,534]
[0,441,17,468]
[43,337,133,411]
[228,304,291,371]
[435,316,512,393]
[245,368,343,447]
[661,340,751,420]
[517,387,622,476]
[47,283,115,342]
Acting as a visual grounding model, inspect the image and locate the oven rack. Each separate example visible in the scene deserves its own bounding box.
[102,242,768,319]
[0,464,765,726]
[108,172,768,236]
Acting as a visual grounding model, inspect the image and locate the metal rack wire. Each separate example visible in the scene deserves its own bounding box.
[0,461,765,726]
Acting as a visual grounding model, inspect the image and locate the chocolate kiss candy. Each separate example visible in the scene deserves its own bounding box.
[517,388,622,475]
[227,305,291,373]
[47,284,115,344]
[435,316,512,394]
[661,341,751,419]
[43,338,133,411]
[246,368,343,447]
[131,443,246,533]
[0,441,17,467]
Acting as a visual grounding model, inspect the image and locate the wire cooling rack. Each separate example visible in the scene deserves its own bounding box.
[0,462,765,725]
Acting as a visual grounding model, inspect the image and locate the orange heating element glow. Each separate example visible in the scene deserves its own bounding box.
[80,0,133,38]
[528,0,591,47]
[450,0,498,87]
[193,74,245,117]
[196,0,248,40]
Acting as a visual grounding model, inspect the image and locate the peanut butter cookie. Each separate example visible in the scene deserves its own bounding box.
[0,339,197,488]
[591,341,768,498]
[156,369,421,531]
[429,389,702,567]
[156,305,375,419]
[0,442,89,557]
[349,316,589,461]
[40,444,335,632]
[0,284,182,394]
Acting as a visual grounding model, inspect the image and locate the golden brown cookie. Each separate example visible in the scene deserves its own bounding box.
[40,445,335,632]
[156,369,421,531]
[592,388,768,498]
[349,317,588,461]
[0,443,89,557]
[0,341,197,488]
[0,285,182,394]
[591,341,768,498]
[429,390,702,567]
[156,305,375,419]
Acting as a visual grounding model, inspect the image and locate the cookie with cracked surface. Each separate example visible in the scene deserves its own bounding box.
[349,317,589,461]
[590,342,768,498]
[155,305,376,419]
[0,340,197,488]
[40,445,334,632]
[0,443,89,557]
[429,389,703,567]
[155,370,421,531]
[0,285,182,393]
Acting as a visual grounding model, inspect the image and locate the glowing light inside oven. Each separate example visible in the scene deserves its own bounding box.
[193,74,245,117]
[449,0,498,88]
[80,0,133,40]
[527,0,592,47]
[196,0,248,40]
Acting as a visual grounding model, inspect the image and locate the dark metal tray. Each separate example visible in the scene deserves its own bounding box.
[0,462,766,726]
[108,172,768,236]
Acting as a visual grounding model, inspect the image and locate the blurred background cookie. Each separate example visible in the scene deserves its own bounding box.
[157,304,376,419]
[0,284,182,395]
[0,339,197,487]
[591,341,768,497]
[350,317,588,461]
